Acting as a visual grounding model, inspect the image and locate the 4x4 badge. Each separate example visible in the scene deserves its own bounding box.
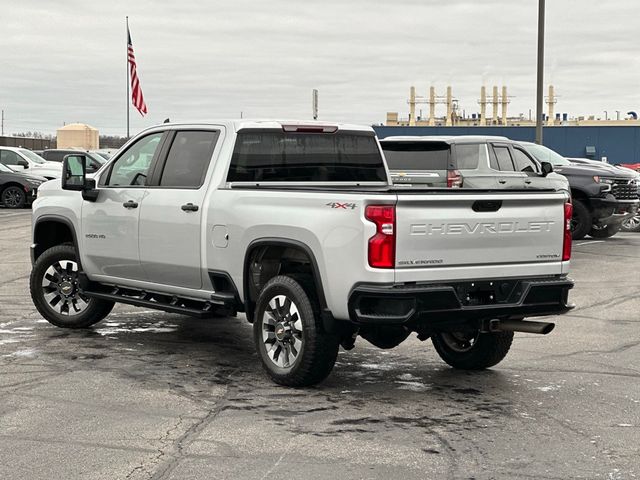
[326,202,357,210]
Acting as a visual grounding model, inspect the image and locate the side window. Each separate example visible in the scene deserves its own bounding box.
[159,131,219,188]
[493,146,515,171]
[512,148,539,173]
[0,150,21,165]
[105,133,163,187]
[47,151,65,162]
[454,144,484,170]
[487,145,499,170]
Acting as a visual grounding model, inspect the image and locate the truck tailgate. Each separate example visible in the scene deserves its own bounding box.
[394,191,567,281]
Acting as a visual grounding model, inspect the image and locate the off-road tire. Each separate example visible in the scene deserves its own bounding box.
[588,224,621,239]
[432,330,514,370]
[253,275,339,387]
[571,199,591,240]
[30,245,114,328]
[1,186,26,209]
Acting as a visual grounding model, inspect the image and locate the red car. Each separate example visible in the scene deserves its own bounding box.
[621,162,640,172]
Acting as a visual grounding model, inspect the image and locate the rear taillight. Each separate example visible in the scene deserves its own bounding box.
[563,202,573,261]
[447,169,462,188]
[365,205,396,268]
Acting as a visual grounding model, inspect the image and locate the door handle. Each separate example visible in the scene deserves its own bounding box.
[498,180,507,184]
[181,203,199,212]
[525,179,532,184]
[123,200,138,209]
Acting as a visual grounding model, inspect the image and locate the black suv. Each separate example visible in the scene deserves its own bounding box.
[522,142,639,239]
[41,149,105,173]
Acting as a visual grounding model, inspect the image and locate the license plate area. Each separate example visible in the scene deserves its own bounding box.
[455,280,521,306]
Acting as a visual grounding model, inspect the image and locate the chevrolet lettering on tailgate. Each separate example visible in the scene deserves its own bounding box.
[410,221,555,235]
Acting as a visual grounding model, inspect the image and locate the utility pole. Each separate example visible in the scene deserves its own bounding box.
[1,109,4,136]
[535,0,545,144]
[312,89,318,120]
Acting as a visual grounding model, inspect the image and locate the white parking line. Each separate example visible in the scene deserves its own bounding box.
[575,240,606,246]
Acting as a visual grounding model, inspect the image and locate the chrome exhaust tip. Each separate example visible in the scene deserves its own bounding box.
[492,319,555,335]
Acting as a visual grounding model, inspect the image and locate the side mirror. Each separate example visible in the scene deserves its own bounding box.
[17,158,29,168]
[62,154,99,201]
[62,154,87,191]
[540,161,554,177]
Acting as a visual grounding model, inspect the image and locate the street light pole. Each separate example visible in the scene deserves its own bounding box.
[535,0,545,144]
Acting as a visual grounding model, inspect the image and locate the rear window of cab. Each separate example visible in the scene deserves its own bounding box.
[227,130,387,183]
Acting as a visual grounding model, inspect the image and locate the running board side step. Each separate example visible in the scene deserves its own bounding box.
[82,285,235,318]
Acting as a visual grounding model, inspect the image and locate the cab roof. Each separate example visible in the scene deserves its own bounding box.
[139,120,374,134]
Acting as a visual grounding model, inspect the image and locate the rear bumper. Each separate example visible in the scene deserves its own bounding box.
[348,277,574,326]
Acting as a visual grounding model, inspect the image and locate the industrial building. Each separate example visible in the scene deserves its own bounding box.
[386,85,640,128]
[381,85,640,165]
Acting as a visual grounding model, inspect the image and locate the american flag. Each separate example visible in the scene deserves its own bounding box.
[127,27,147,116]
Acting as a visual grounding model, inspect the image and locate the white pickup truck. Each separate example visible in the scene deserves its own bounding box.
[29,120,574,386]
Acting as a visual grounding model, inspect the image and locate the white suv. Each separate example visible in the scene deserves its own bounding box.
[0,147,62,179]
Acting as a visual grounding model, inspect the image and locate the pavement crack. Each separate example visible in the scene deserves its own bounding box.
[124,415,186,480]
[147,368,241,480]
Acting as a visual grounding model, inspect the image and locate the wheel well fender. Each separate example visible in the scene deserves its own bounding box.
[570,189,589,206]
[1,182,27,195]
[243,238,327,322]
[33,216,80,264]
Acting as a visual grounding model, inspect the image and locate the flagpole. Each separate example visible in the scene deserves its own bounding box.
[126,16,130,138]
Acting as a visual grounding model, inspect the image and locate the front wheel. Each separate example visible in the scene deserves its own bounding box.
[571,199,591,240]
[1,186,26,209]
[253,275,339,387]
[589,224,621,239]
[30,245,114,328]
[431,329,514,370]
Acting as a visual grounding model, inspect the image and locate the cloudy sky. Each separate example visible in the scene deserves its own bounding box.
[1,0,639,136]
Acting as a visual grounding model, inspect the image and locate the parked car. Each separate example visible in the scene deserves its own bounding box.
[30,120,574,387]
[521,143,639,239]
[93,149,115,160]
[41,149,105,173]
[380,135,569,194]
[0,146,62,179]
[0,162,46,208]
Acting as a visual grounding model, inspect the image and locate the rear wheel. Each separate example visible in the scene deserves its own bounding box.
[589,224,621,239]
[431,329,513,370]
[30,245,114,328]
[1,186,26,209]
[570,199,591,240]
[253,275,339,387]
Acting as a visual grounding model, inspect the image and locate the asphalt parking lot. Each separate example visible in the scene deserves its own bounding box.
[0,208,638,480]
